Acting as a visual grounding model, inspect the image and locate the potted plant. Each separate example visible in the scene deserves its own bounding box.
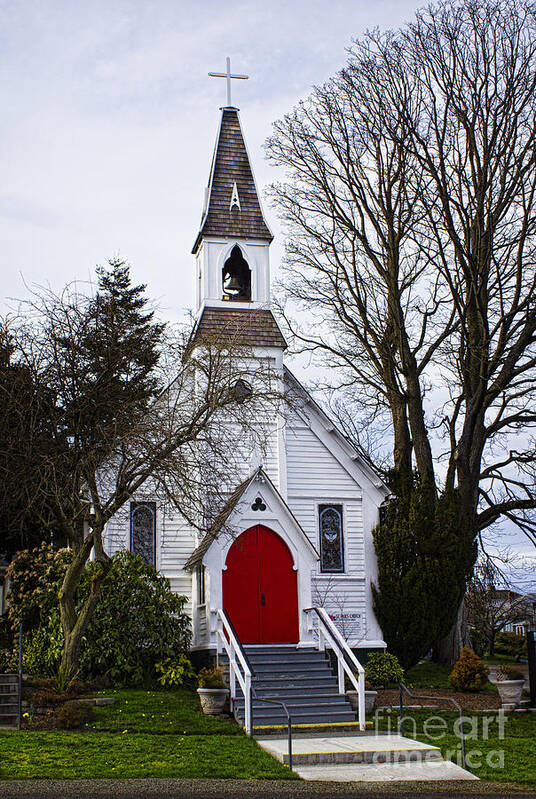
[346,680,378,713]
[196,665,229,715]
[494,665,525,709]
[346,652,404,714]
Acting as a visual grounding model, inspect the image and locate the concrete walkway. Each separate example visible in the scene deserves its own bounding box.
[257,733,478,782]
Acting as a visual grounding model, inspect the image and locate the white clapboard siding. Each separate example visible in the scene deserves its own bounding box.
[286,421,359,496]
[312,575,368,645]
[103,503,195,604]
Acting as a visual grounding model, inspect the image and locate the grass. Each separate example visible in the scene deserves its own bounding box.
[405,662,452,689]
[90,688,242,735]
[375,709,536,785]
[0,688,296,781]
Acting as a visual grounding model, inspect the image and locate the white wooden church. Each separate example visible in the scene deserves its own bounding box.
[103,77,387,728]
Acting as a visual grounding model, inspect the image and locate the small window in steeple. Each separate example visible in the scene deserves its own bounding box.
[222,245,251,301]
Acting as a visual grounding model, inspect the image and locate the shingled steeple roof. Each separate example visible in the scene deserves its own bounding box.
[192,108,273,253]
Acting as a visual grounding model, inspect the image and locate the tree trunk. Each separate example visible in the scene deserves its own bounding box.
[58,527,110,688]
[437,599,471,666]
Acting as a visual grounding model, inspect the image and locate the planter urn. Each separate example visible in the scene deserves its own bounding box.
[197,688,229,715]
[495,679,525,709]
[346,689,378,713]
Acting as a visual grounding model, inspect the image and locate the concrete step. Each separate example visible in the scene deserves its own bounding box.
[258,733,442,764]
[253,674,337,691]
[294,759,479,782]
[252,664,332,676]
[237,709,356,725]
[234,694,349,708]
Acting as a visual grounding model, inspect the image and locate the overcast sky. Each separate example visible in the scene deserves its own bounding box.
[1,0,424,318]
[2,0,534,575]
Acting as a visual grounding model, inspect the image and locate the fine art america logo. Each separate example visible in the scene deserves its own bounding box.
[371,708,509,771]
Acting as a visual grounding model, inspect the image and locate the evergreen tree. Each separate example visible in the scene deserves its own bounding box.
[371,474,477,670]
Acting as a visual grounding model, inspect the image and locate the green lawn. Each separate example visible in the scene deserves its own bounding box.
[90,688,242,735]
[0,688,296,781]
[376,709,536,785]
[405,661,452,688]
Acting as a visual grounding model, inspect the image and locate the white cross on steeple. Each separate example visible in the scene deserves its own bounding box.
[208,57,248,108]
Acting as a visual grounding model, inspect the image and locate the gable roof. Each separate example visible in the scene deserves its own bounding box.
[184,467,318,569]
[192,108,273,253]
[283,366,389,497]
[190,306,287,350]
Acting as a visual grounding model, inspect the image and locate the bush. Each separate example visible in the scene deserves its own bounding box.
[80,551,191,685]
[55,700,93,729]
[372,476,477,670]
[197,665,226,689]
[0,647,18,673]
[496,665,525,681]
[23,617,63,677]
[365,652,404,686]
[6,546,192,686]
[469,628,487,658]
[26,679,90,708]
[495,631,527,660]
[448,647,489,692]
[6,544,71,634]
[155,655,195,688]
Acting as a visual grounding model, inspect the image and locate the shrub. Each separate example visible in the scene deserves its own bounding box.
[55,700,93,729]
[495,631,527,660]
[372,476,477,670]
[6,544,71,633]
[448,647,489,692]
[197,665,227,689]
[23,617,63,677]
[496,665,525,681]
[365,652,404,686]
[469,628,487,658]
[80,551,191,685]
[6,546,192,686]
[0,647,18,673]
[155,655,195,688]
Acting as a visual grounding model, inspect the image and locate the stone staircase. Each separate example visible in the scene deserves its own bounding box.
[232,644,357,729]
[0,674,20,729]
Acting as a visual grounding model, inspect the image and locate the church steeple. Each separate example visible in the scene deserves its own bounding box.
[192,108,273,254]
[192,99,275,315]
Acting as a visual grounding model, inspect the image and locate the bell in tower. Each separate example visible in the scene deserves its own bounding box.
[222,245,251,301]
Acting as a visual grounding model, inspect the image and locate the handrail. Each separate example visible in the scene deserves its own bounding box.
[399,682,466,769]
[305,606,366,731]
[252,691,293,771]
[214,609,253,734]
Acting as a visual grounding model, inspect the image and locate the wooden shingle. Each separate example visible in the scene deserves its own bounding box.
[192,306,287,349]
[193,109,273,252]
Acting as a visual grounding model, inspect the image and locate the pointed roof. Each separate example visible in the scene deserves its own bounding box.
[184,467,319,569]
[192,108,273,253]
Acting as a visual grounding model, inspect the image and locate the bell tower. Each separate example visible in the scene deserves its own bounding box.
[190,63,285,353]
[192,103,274,312]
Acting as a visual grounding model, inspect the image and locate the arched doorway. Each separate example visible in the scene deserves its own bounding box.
[223,525,299,644]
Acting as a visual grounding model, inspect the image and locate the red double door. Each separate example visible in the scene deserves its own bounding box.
[222,524,299,644]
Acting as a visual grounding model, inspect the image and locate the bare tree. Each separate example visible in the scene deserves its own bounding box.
[3,265,278,684]
[466,556,530,654]
[266,0,536,662]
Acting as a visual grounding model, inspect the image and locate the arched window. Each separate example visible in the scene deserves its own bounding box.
[319,504,344,573]
[222,245,251,301]
[130,501,156,567]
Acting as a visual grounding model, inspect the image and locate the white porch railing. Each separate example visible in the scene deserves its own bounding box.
[213,608,253,735]
[305,606,366,731]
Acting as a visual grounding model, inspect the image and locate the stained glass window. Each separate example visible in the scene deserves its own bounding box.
[130,502,156,567]
[319,504,344,573]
